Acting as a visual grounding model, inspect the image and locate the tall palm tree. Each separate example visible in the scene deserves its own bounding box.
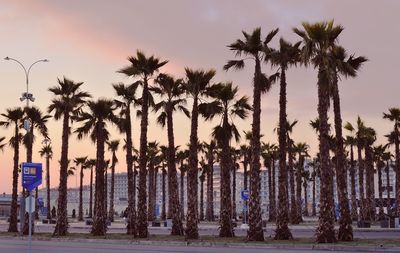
[294,21,342,243]
[119,51,167,238]
[107,140,120,222]
[203,140,216,221]
[329,45,367,241]
[302,170,311,217]
[176,149,189,220]
[199,159,206,222]
[224,27,279,241]
[382,150,393,214]
[39,143,53,220]
[294,142,310,223]
[231,148,241,221]
[344,122,358,221]
[261,142,277,222]
[267,37,300,238]
[199,82,251,237]
[184,68,216,239]
[374,145,387,220]
[48,77,91,236]
[146,141,160,222]
[363,126,377,222]
[73,156,88,221]
[113,82,139,235]
[0,108,24,232]
[285,119,298,225]
[383,108,400,215]
[85,159,96,218]
[354,117,366,220]
[74,99,116,236]
[152,73,189,235]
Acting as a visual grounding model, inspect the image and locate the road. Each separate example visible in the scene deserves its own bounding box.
[0,238,375,253]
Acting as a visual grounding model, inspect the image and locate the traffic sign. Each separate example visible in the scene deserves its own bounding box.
[25,196,35,213]
[22,163,42,191]
[241,190,249,201]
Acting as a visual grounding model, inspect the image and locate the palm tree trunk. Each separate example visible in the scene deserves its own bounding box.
[312,171,316,216]
[109,152,116,222]
[206,148,214,221]
[199,176,204,221]
[268,161,273,222]
[180,167,185,221]
[289,146,297,224]
[166,107,184,235]
[303,180,309,216]
[274,67,292,239]
[315,68,336,243]
[8,123,19,233]
[269,158,276,222]
[91,125,107,236]
[137,78,150,238]
[364,146,376,221]
[386,161,391,215]
[186,95,199,239]
[89,166,93,218]
[349,144,358,221]
[357,143,365,220]
[104,168,108,221]
[46,155,51,220]
[394,125,400,216]
[232,166,237,221]
[147,162,155,221]
[78,165,84,221]
[219,130,234,237]
[54,114,70,236]
[153,167,158,220]
[295,160,303,223]
[332,76,353,241]
[161,168,166,220]
[378,164,384,220]
[125,106,136,236]
[248,56,264,241]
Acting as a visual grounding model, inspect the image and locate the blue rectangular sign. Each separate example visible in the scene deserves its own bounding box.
[22,163,42,192]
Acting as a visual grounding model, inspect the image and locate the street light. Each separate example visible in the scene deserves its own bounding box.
[4,57,49,107]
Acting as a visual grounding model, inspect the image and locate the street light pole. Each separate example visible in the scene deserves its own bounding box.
[4,57,48,244]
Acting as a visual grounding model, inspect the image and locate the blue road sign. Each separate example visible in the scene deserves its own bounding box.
[22,163,42,192]
[241,190,249,201]
[243,205,248,211]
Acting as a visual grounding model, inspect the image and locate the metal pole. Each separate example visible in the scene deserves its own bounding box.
[28,191,32,253]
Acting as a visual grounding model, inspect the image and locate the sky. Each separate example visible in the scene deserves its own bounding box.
[0,0,399,194]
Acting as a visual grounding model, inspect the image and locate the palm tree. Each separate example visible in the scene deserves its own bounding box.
[261,142,277,222]
[146,141,160,222]
[285,119,298,225]
[382,150,393,215]
[302,170,311,217]
[48,77,91,236]
[353,117,367,220]
[199,82,251,237]
[0,108,24,232]
[199,159,206,222]
[152,73,189,235]
[113,82,139,235]
[119,51,167,238]
[266,37,300,238]
[184,68,216,239]
[85,159,96,218]
[0,137,5,150]
[374,145,387,220]
[344,122,358,221]
[176,149,189,221]
[74,99,116,236]
[73,156,88,221]
[107,140,120,222]
[363,126,377,222]
[203,140,216,221]
[231,148,241,221]
[294,142,310,223]
[383,108,400,215]
[224,27,279,241]
[39,142,53,220]
[294,21,342,243]
[159,146,167,221]
[329,45,367,241]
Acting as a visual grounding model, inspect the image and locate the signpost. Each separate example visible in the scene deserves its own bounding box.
[241,190,249,226]
[22,162,42,253]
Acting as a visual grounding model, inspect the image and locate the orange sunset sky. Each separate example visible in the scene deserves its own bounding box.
[0,0,399,194]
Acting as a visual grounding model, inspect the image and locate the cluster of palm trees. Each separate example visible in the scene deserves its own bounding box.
[1,20,399,244]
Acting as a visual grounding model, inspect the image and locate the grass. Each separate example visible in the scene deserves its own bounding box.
[0,232,399,247]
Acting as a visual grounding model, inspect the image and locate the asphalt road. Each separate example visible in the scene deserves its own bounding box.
[0,238,373,253]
